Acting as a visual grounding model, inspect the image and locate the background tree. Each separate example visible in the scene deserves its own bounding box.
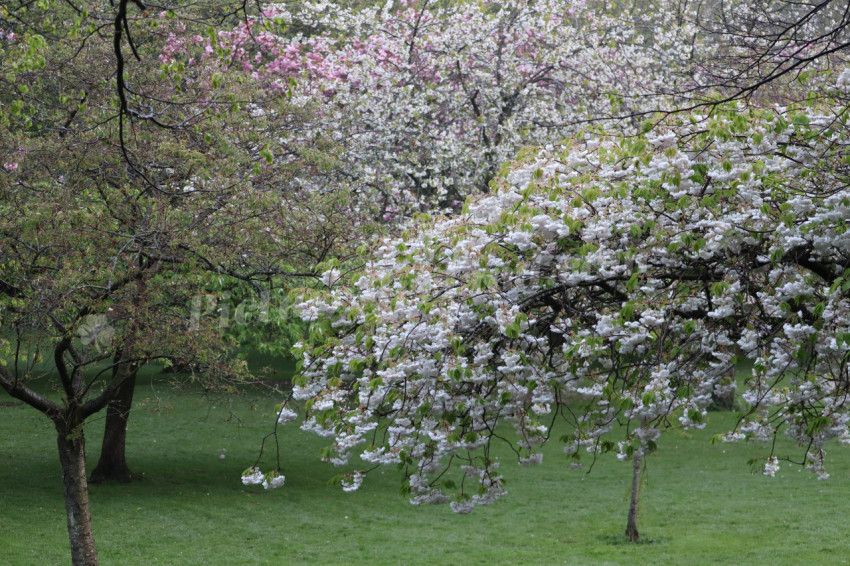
[217,0,702,217]
[665,0,850,106]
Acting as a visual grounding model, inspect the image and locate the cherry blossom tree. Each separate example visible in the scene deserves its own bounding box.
[251,74,850,540]
[217,0,702,216]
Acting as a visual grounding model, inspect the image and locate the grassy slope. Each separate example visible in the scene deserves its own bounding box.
[1,370,849,565]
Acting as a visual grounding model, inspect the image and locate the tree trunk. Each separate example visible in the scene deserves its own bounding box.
[625,451,642,542]
[710,366,737,411]
[56,420,99,566]
[90,362,138,483]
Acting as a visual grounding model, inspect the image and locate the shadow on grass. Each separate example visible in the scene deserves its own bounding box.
[600,534,664,546]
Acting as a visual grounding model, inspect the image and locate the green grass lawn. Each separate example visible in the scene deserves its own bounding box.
[2,369,849,565]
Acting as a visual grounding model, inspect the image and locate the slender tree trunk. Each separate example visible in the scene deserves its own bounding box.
[90,362,138,483]
[56,419,99,566]
[625,451,642,542]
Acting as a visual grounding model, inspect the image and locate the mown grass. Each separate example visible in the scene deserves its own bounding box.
[2,367,849,565]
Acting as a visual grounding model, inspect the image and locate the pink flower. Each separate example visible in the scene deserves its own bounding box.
[3,162,18,171]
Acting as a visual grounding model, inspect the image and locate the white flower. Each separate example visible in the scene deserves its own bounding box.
[320,268,341,287]
[518,453,543,466]
[763,456,779,477]
[263,473,286,489]
[835,68,850,92]
[450,499,476,514]
[341,471,364,492]
[277,406,298,425]
[241,467,265,486]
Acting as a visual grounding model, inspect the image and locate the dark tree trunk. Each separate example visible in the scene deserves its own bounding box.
[56,419,99,566]
[90,362,138,483]
[710,366,737,411]
[625,451,642,542]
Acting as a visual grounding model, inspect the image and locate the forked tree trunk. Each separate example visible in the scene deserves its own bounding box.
[625,451,642,542]
[56,420,99,566]
[90,362,138,483]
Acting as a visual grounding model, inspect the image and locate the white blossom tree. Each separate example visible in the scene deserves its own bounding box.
[217,0,701,216]
[687,0,850,105]
[250,73,850,540]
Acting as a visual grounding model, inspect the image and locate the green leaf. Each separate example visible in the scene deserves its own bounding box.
[791,114,810,126]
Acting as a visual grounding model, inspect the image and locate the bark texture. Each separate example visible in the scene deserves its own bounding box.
[90,362,138,483]
[56,421,99,566]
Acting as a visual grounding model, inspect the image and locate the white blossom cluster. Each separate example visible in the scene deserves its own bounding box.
[242,467,286,489]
